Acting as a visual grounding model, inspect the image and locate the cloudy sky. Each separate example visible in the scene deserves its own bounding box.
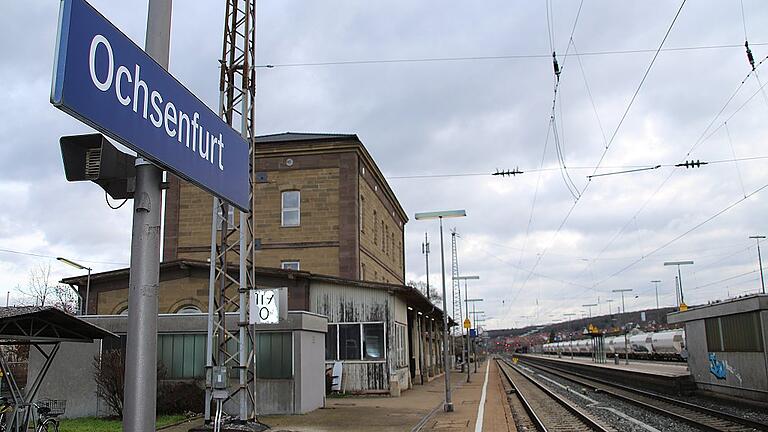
[3,1,768,328]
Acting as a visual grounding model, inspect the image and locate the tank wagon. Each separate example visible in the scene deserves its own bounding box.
[542,329,685,361]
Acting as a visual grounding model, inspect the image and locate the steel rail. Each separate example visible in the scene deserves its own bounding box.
[519,358,768,432]
[496,359,547,431]
[496,358,612,432]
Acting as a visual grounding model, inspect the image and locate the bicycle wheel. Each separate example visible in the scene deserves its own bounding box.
[37,419,59,432]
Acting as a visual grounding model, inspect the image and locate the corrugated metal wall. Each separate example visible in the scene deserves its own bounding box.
[312,281,394,392]
[311,281,390,323]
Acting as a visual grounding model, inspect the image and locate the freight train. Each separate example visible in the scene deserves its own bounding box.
[541,328,686,361]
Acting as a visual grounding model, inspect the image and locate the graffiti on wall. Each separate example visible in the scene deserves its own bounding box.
[707,352,745,385]
[708,353,726,380]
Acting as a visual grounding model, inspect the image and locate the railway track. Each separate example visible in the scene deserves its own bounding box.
[495,358,612,432]
[518,357,768,432]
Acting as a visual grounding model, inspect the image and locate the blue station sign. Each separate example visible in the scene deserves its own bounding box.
[51,0,250,210]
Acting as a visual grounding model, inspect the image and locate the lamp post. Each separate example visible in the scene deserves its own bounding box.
[749,236,766,294]
[455,275,479,382]
[612,289,633,314]
[563,312,576,358]
[415,209,466,412]
[471,306,484,372]
[422,233,431,300]
[466,298,483,373]
[611,290,633,365]
[57,257,92,315]
[582,303,597,318]
[664,261,694,310]
[650,280,662,310]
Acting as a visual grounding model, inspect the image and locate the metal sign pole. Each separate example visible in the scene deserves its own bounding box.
[123,1,171,431]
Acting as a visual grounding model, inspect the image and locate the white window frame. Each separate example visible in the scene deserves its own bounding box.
[281,190,300,227]
[281,261,300,271]
[326,321,387,363]
[394,323,408,368]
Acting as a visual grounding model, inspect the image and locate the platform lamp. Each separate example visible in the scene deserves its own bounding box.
[582,303,597,318]
[57,257,92,315]
[611,289,633,314]
[650,280,662,310]
[664,261,693,311]
[562,313,577,358]
[466,298,483,374]
[472,309,485,366]
[455,275,479,382]
[415,209,466,412]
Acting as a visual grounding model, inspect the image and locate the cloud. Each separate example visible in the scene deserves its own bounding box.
[3,0,768,328]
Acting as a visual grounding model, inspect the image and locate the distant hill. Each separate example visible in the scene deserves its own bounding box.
[487,306,679,340]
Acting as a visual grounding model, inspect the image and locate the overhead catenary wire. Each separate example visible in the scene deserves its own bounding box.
[690,269,758,291]
[510,0,688,306]
[512,0,583,291]
[0,247,127,266]
[571,40,608,150]
[255,42,768,69]
[723,122,747,198]
[572,49,768,291]
[384,155,768,180]
[594,181,768,288]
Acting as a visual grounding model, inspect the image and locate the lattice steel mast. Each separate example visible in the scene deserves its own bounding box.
[205,0,257,425]
[450,230,462,335]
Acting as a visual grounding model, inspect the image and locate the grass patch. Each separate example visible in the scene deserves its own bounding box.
[58,414,187,432]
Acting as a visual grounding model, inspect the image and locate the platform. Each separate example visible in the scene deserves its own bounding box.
[517,353,694,393]
[171,360,514,432]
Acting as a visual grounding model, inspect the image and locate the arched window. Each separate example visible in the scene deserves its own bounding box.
[177,305,203,314]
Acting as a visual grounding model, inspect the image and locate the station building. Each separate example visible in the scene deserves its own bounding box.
[163,132,407,284]
[47,133,449,416]
[668,294,768,402]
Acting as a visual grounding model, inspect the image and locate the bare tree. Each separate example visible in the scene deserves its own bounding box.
[18,263,78,312]
[407,280,442,305]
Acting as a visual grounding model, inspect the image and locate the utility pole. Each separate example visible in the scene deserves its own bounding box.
[664,261,694,310]
[749,236,766,294]
[450,230,462,370]
[422,233,430,300]
[612,289,632,314]
[582,303,597,318]
[205,0,258,425]
[456,275,479,382]
[123,2,171,431]
[651,280,662,310]
[606,299,614,316]
[415,209,467,413]
[464,281,470,382]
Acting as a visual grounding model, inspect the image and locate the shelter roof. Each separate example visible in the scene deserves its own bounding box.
[61,260,455,327]
[0,306,117,343]
[255,132,358,143]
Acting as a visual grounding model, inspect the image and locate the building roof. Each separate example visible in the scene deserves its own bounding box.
[0,306,117,343]
[61,260,454,326]
[255,132,358,144]
[253,132,408,222]
[668,294,768,324]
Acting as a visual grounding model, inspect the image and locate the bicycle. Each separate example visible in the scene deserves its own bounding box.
[0,397,13,432]
[31,400,65,432]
